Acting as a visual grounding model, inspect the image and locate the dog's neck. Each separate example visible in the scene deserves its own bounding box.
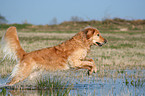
[54,32,92,53]
[72,31,93,48]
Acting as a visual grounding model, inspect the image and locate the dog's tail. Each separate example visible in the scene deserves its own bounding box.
[1,27,26,61]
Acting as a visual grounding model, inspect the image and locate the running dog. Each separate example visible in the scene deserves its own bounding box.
[1,27,107,85]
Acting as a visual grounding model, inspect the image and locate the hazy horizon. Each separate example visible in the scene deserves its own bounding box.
[0,0,145,25]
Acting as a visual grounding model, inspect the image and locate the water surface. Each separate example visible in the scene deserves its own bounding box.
[0,70,145,96]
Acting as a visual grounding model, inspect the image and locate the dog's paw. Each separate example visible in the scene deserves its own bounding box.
[87,67,97,75]
[87,70,91,76]
[87,69,93,75]
[93,67,97,73]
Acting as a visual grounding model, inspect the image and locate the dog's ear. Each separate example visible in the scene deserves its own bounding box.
[85,28,95,39]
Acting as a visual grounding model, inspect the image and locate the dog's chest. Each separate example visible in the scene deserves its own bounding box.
[69,48,88,59]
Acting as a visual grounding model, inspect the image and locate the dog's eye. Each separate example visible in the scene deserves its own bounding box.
[97,34,99,36]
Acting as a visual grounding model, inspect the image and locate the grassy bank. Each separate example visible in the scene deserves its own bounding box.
[0,18,145,32]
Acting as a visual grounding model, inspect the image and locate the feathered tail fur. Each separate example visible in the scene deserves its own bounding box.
[1,26,26,61]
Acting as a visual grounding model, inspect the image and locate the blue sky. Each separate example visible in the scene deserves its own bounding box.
[0,0,145,25]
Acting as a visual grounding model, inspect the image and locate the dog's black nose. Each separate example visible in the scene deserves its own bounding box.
[104,39,107,43]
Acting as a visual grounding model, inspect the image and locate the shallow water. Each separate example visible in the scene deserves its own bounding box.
[0,70,145,96]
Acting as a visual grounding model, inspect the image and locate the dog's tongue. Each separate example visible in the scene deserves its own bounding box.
[95,43,99,46]
[95,42,100,45]
[95,42,102,46]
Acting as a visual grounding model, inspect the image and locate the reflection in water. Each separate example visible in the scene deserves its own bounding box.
[1,81,145,96]
[0,70,145,96]
[7,89,70,96]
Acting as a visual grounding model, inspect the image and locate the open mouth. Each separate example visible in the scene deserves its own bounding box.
[95,42,103,46]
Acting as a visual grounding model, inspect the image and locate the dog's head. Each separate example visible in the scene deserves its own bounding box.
[84,27,107,46]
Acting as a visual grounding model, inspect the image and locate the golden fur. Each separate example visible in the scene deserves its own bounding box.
[1,26,107,85]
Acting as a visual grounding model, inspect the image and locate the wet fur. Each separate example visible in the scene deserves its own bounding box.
[1,27,107,85]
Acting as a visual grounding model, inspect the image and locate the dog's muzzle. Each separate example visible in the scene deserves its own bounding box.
[95,39,107,47]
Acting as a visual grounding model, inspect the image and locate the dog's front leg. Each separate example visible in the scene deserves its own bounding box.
[76,60,97,75]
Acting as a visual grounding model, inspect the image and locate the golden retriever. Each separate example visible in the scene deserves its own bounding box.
[1,27,107,85]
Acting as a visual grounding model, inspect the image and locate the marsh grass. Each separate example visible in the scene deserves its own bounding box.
[123,78,145,87]
[36,76,72,96]
[36,76,70,89]
[0,88,6,96]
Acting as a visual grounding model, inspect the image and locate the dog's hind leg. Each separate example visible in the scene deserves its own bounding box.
[7,62,33,86]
